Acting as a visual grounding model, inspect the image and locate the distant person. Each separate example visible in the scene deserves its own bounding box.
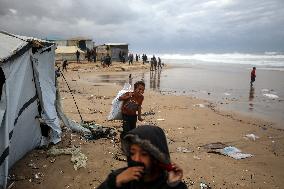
[135,54,138,62]
[76,50,80,63]
[158,57,162,69]
[129,53,134,65]
[62,59,68,71]
[93,49,97,62]
[129,74,133,85]
[150,58,154,71]
[250,67,256,86]
[55,67,61,78]
[152,55,157,70]
[104,54,112,67]
[97,125,187,189]
[119,81,145,139]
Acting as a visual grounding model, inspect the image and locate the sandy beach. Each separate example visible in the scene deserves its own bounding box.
[9,61,284,189]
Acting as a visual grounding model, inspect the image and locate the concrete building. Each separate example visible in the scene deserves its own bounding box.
[96,43,128,61]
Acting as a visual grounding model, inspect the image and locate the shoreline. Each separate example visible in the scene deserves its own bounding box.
[9,61,284,188]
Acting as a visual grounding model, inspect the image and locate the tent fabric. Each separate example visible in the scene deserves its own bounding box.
[0,31,29,63]
[0,31,62,189]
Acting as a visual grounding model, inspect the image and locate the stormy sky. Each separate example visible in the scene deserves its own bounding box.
[1,0,284,54]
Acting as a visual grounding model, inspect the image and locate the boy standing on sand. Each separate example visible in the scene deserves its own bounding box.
[119,81,145,139]
[250,67,256,86]
[97,125,187,189]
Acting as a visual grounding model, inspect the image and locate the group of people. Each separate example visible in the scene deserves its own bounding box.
[98,80,187,188]
[150,55,162,71]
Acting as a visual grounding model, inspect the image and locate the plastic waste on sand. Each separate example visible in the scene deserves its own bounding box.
[108,83,132,120]
[244,134,259,141]
[215,146,253,160]
[176,147,192,153]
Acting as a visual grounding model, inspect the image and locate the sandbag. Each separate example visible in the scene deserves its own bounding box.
[108,83,132,120]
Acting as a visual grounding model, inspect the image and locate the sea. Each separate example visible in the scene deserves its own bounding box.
[91,52,284,128]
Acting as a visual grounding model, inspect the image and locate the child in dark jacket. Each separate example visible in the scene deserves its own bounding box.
[97,125,187,189]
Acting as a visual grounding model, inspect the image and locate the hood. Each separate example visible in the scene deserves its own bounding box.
[122,125,170,164]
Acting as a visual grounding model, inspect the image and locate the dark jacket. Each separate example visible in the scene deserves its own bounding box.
[97,125,187,189]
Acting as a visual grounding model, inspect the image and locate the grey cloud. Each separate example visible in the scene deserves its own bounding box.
[0,0,284,53]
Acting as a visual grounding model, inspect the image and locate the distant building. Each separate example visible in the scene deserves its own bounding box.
[96,43,128,61]
[49,37,94,61]
[50,37,95,51]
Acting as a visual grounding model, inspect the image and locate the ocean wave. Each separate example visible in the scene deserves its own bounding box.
[159,53,284,67]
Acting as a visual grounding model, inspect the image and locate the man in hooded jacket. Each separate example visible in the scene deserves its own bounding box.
[97,125,187,189]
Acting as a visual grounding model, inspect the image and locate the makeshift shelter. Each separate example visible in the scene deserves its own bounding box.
[0,31,61,189]
[55,46,85,61]
[96,43,128,61]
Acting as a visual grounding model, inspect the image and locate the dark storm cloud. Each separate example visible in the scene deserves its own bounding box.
[0,0,283,53]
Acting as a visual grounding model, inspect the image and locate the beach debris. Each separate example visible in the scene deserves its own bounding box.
[193,104,206,108]
[263,93,279,99]
[201,142,253,159]
[84,123,117,140]
[176,147,192,153]
[211,146,253,160]
[157,118,165,121]
[200,182,211,189]
[244,134,259,141]
[47,146,88,170]
[113,152,127,162]
[224,92,231,96]
[193,155,201,160]
[201,142,227,150]
[141,110,155,116]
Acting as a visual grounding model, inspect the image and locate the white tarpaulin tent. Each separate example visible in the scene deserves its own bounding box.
[0,31,62,189]
[55,45,85,61]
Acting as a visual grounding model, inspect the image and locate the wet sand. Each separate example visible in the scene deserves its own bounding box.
[9,61,284,189]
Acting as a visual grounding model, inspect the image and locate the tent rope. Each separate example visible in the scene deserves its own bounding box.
[59,71,84,123]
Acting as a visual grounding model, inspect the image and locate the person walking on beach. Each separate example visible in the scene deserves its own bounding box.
[62,59,68,72]
[76,50,80,63]
[158,57,162,69]
[97,125,187,189]
[129,53,134,65]
[104,54,112,67]
[119,81,145,139]
[250,67,256,86]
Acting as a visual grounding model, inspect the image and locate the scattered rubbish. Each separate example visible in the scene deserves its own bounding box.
[201,142,253,159]
[141,111,155,116]
[113,153,127,162]
[193,155,201,160]
[194,104,205,108]
[212,146,253,160]
[224,92,231,96]
[263,93,279,99]
[201,142,227,150]
[84,123,117,140]
[244,134,259,141]
[200,182,211,189]
[48,146,88,170]
[176,147,192,153]
[157,118,165,121]
[28,163,38,169]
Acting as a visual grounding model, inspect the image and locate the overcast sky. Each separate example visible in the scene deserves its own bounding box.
[1,0,284,54]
